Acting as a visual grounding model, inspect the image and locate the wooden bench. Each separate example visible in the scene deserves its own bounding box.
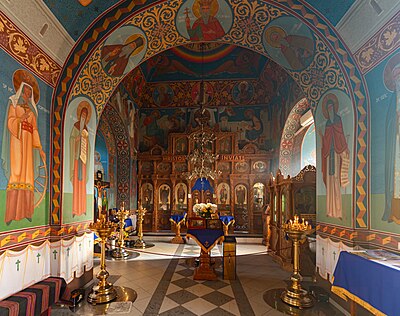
[0,277,70,316]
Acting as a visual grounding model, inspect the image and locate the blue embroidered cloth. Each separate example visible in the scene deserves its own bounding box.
[332,251,400,315]
[191,178,214,193]
[125,218,133,227]
[171,214,186,223]
[220,216,235,225]
[187,229,224,251]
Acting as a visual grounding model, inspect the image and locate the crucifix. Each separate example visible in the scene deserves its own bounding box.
[94,172,110,221]
[184,7,190,19]
[53,250,58,260]
[16,259,21,271]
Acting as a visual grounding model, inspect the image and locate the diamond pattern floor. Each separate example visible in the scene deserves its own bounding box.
[51,242,347,316]
[161,257,238,315]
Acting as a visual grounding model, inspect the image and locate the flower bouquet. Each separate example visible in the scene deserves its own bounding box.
[193,203,218,219]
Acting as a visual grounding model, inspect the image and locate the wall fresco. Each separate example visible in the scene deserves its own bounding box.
[315,89,354,227]
[369,49,400,234]
[101,25,147,77]
[262,16,314,71]
[355,11,400,74]
[0,12,61,87]
[0,51,51,233]
[62,97,96,224]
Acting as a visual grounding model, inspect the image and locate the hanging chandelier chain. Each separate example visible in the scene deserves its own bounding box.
[184,42,221,181]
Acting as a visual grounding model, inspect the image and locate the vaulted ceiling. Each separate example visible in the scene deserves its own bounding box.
[140,43,268,83]
[42,0,355,41]
[116,43,301,110]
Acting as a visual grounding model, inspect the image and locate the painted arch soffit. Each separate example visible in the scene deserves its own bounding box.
[100,105,131,207]
[52,0,368,228]
[279,98,310,176]
[68,0,349,117]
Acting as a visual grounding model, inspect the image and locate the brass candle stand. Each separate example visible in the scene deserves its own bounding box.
[169,213,187,244]
[112,203,130,259]
[280,215,315,309]
[88,217,118,304]
[134,205,148,248]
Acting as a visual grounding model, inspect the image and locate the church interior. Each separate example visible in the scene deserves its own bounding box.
[0,0,399,315]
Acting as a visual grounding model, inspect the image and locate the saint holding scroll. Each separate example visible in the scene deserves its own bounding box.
[70,101,91,216]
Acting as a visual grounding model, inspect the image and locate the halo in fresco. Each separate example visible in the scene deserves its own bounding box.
[383,52,400,92]
[262,16,314,71]
[191,81,214,105]
[315,89,353,221]
[101,25,147,77]
[176,0,233,41]
[232,81,254,104]
[153,84,174,106]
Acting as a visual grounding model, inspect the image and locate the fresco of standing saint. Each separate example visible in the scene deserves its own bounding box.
[319,93,350,219]
[383,53,400,223]
[70,101,92,216]
[1,70,46,225]
[176,0,233,41]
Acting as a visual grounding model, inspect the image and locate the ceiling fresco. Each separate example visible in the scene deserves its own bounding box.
[303,0,355,25]
[42,0,356,43]
[120,49,293,109]
[140,43,269,82]
[43,0,121,40]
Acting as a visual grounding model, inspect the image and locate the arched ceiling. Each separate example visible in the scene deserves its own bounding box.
[118,43,297,109]
[42,0,355,41]
[140,43,269,82]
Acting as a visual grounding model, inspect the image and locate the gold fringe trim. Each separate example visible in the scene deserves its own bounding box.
[186,233,225,253]
[331,286,386,316]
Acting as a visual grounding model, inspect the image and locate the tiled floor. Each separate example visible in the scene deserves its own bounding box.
[52,241,345,315]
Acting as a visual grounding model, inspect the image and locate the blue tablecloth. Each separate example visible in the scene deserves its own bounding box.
[171,214,186,223]
[187,229,224,252]
[332,251,400,316]
[219,215,234,225]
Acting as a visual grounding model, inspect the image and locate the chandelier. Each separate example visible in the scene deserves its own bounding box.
[185,114,221,180]
[185,43,221,181]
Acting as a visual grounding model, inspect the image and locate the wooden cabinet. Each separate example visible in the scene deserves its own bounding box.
[267,165,316,271]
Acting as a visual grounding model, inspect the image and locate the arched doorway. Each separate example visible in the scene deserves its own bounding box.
[50,1,367,241]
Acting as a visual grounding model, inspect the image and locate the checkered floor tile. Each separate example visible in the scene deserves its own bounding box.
[159,257,238,316]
